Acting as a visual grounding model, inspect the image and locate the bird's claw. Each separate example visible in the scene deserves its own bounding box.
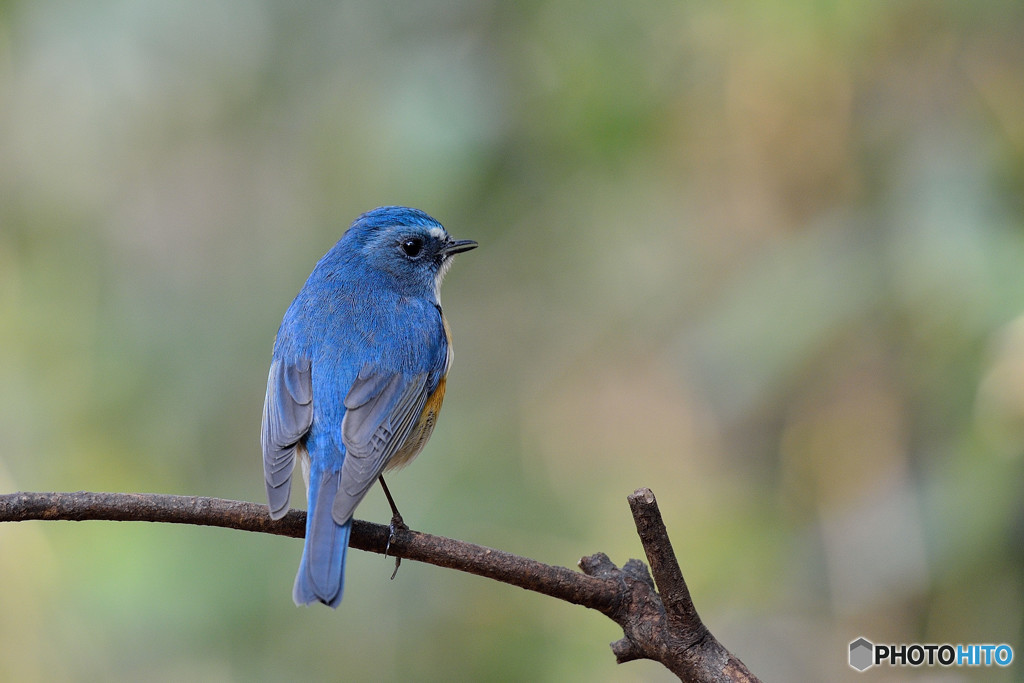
[385,512,408,580]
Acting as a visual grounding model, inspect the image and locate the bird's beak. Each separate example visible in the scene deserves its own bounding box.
[440,239,478,256]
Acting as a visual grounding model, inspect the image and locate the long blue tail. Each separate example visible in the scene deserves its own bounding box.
[293,468,351,608]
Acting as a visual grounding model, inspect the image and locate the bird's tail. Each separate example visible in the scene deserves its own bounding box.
[293,468,351,608]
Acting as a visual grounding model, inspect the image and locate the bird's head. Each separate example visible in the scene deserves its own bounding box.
[339,206,477,300]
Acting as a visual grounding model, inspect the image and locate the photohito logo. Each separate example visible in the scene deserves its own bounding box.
[849,637,1014,671]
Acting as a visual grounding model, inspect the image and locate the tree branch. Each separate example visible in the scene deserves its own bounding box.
[0,488,758,682]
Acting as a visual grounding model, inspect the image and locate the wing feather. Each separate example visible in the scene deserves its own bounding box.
[333,367,433,524]
[261,358,313,519]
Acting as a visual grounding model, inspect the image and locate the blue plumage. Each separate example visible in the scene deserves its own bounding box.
[261,206,476,607]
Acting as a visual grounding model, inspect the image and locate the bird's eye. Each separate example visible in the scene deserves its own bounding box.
[400,237,424,258]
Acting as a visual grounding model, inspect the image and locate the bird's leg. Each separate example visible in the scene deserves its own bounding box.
[379,475,407,579]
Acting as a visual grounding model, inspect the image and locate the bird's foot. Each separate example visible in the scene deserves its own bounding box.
[386,512,409,580]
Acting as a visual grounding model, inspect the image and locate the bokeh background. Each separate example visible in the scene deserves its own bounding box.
[1,1,1023,681]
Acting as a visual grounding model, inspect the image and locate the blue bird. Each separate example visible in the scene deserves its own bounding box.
[261,206,476,607]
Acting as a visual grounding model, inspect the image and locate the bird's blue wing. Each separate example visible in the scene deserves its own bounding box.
[262,357,313,519]
[333,365,436,524]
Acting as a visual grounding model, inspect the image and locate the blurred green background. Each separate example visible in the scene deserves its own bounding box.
[1,1,1023,681]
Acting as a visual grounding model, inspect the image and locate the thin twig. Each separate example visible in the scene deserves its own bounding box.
[0,491,618,610]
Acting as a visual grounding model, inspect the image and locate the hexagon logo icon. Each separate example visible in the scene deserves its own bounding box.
[849,637,874,671]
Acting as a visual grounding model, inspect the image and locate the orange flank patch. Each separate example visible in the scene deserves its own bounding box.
[387,376,446,470]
